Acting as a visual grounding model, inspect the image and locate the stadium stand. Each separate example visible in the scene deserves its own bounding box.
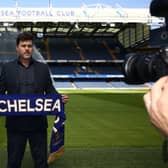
[49,63,76,74]
[39,37,126,61]
[53,79,74,89]
[35,38,48,59]
[48,37,80,60]
[74,79,112,89]
[34,34,152,89]
[33,35,130,89]
[74,38,112,60]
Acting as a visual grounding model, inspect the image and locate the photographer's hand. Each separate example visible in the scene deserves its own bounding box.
[144,76,168,136]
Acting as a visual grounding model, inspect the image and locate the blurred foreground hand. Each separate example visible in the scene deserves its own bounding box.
[144,76,168,136]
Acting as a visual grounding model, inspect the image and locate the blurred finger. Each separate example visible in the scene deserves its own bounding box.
[143,91,151,113]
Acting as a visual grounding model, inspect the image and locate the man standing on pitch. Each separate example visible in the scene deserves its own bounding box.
[0,32,68,168]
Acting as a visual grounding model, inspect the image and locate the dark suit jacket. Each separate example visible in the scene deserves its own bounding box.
[0,59,57,131]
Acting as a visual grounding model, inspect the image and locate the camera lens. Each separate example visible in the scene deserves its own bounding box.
[123,54,168,84]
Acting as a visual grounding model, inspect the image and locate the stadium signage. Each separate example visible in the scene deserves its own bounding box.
[0,94,64,116]
[0,7,163,24]
[0,8,75,17]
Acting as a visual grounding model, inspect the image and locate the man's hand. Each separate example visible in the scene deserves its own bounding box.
[61,94,69,104]
[143,76,168,136]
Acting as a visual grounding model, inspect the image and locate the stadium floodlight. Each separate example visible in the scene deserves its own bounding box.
[3,23,13,27]
[109,23,115,27]
[3,23,8,27]
[101,23,107,27]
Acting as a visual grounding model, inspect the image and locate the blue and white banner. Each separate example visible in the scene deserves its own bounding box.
[48,115,65,164]
[0,94,66,164]
[0,94,64,116]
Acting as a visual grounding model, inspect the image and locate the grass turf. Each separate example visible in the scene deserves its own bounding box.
[62,92,162,147]
[0,90,166,167]
[0,147,167,168]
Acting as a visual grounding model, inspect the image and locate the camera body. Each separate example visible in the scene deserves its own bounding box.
[124,0,168,84]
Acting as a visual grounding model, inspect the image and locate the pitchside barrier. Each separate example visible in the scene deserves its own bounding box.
[0,94,65,164]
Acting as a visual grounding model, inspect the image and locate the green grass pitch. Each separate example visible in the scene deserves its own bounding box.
[0,89,167,168]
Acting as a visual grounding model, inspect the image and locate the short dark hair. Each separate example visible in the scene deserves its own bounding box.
[16,32,34,46]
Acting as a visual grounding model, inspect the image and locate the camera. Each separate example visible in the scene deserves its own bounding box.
[123,0,168,84]
[123,48,168,84]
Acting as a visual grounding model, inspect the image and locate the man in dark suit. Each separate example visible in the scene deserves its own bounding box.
[0,32,68,168]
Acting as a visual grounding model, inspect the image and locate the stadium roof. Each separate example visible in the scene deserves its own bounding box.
[0,7,164,37]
